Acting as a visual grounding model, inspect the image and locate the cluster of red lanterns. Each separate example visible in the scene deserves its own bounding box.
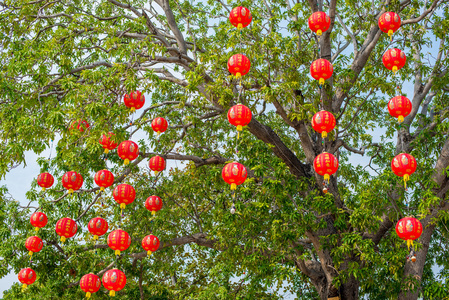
[227,7,252,79]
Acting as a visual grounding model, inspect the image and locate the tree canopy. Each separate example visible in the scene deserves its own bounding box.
[0,0,448,299]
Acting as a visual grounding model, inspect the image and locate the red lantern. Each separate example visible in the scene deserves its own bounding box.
[391,153,417,188]
[222,162,247,190]
[313,152,339,182]
[117,140,139,165]
[80,273,101,298]
[229,6,252,30]
[62,171,83,195]
[102,269,126,297]
[88,217,108,240]
[18,268,36,289]
[308,11,331,36]
[151,117,168,135]
[227,104,252,135]
[227,54,251,78]
[30,212,48,232]
[113,184,136,210]
[312,110,336,138]
[99,132,118,154]
[310,59,333,85]
[142,235,160,256]
[388,96,412,123]
[145,195,163,216]
[37,172,54,191]
[149,155,166,174]
[70,120,90,132]
[94,169,114,191]
[124,91,145,112]
[395,217,422,249]
[378,12,401,37]
[107,229,131,256]
[25,236,43,257]
[55,217,78,243]
[382,48,406,74]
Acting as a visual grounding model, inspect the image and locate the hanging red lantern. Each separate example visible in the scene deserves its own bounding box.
[227,54,251,78]
[308,11,331,36]
[88,217,109,240]
[313,152,339,182]
[142,235,160,257]
[149,155,166,174]
[382,48,406,74]
[124,91,145,112]
[94,169,114,191]
[388,96,412,123]
[145,195,163,216]
[30,212,48,232]
[151,117,168,135]
[312,110,336,138]
[310,59,333,85]
[107,229,131,256]
[391,153,417,188]
[62,171,83,195]
[37,172,54,191]
[102,269,126,297]
[99,132,118,154]
[25,236,43,257]
[222,162,247,190]
[18,268,36,289]
[70,120,90,132]
[227,104,252,136]
[229,6,252,30]
[117,140,139,165]
[55,217,78,243]
[395,216,423,250]
[378,12,401,37]
[113,184,136,210]
[80,273,101,298]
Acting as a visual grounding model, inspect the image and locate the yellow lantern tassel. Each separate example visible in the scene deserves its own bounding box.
[392,66,398,74]
[124,159,130,165]
[109,290,116,296]
[147,250,152,257]
[324,174,330,181]
[237,23,243,30]
[34,227,39,232]
[120,203,126,210]
[100,187,105,192]
[115,250,121,256]
[317,29,322,36]
[86,292,91,298]
[42,187,46,192]
[154,171,159,175]
[321,132,328,138]
[69,189,74,195]
[404,174,410,189]
[104,149,110,154]
[151,211,156,216]
[398,115,404,123]
[319,78,325,85]
[29,251,33,257]
[236,72,242,79]
[60,236,66,243]
[407,239,413,250]
[231,183,237,190]
[130,107,136,113]
[93,235,99,240]
[388,30,393,37]
[22,284,28,290]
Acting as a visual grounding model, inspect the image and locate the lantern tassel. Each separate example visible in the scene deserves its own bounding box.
[321,132,328,138]
[34,227,39,232]
[317,29,322,36]
[42,187,46,192]
[324,174,330,181]
[124,159,130,165]
[237,23,243,30]
[147,250,152,257]
[407,239,413,250]
[130,107,136,113]
[231,183,237,190]
[109,290,116,296]
[28,251,33,257]
[93,235,99,240]
[100,187,105,192]
[319,78,325,85]
[22,284,27,290]
[104,149,110,154]
[151,211,156,216]
[69,189,74,195]
[115,250,121,256]
[392,66,398,74]
[86,292,92,298]
[388,30,393,37]
[60,236,66,243]
[404,174,410,189]
[236,72,242,79]
[398,115,404,123]
[120,203,126,210]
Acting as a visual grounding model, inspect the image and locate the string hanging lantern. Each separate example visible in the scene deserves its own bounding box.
[391,153,417,189]
[378,12,401,38]
[310,59,333,85]
[227,104,252,138]
[70,120,90,133]
[62,171,83,195]
[102,269,126,297]
[151,117,168,135]
[149,155,166,174]
[18,268,36,289]
[94,169,114,191]
[88,217,109,240]
[117,140,139,165]
[25,236,43,258]
[113,184,136,211]
[396,217,422,250]
[107,229,131,256]
[30,212,47,232]
[145,195,163,216]
[124,91,145,112]
[37,172,54,191]
[388,96,412,123]
[222,162,247,190]
[99,132,118,154]
[382,48,406,74]
[227,54,251,79]
[80,273,102,298]
[308,11,331,37]
[311,110,336,138]
[142,235,160,257]
[229,6,252,30]
[55,217,78,243]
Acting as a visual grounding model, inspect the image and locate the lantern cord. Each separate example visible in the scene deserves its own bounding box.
[47,139,54,165]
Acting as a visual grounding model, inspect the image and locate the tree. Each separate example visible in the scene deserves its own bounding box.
[0,0,448,299]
